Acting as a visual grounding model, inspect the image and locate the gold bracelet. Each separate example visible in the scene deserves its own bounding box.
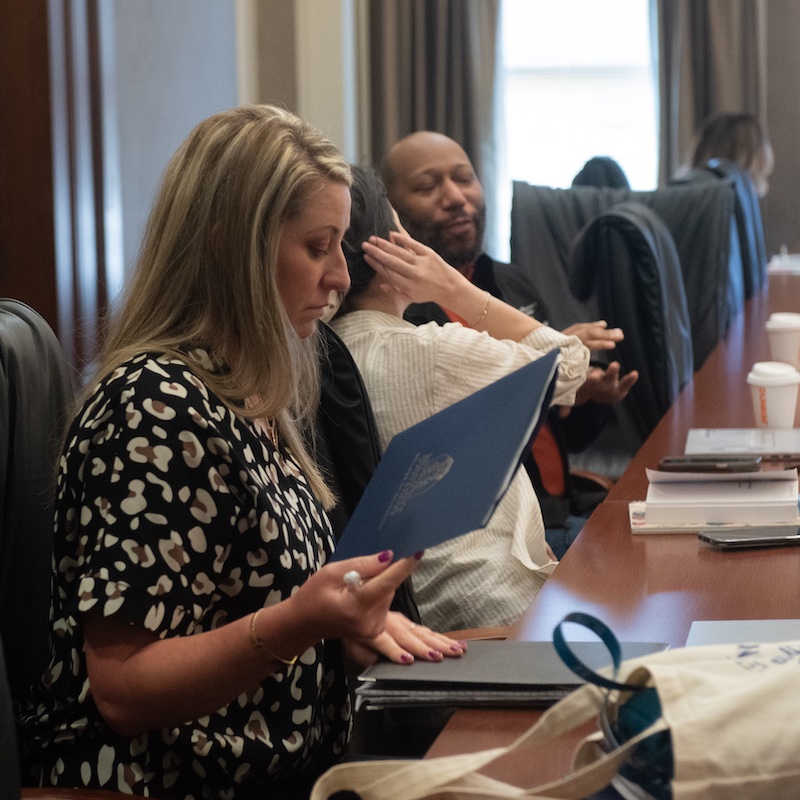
[249,609,297,667]
[470,291,491,328]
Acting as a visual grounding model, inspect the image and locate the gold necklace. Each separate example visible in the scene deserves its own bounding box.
[253,417,278,450]
[264,418,279,450]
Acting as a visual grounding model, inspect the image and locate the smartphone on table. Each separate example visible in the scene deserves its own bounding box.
[698,527,800,549]
[658,455,762,473]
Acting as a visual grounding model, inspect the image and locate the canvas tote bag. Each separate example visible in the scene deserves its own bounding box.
[311,615,800,800]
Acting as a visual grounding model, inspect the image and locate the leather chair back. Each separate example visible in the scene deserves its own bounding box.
[0,300,74,706]
[570,202,694,448]
[673,159,768,299]
[0,638,21,800]
[509,179,741,370]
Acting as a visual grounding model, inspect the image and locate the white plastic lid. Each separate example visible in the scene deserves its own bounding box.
[766,312,800,331]
[747,361,800,386]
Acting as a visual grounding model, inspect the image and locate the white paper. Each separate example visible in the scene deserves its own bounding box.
[684,428,800,457]
[628,500,800,534]
[686,619,800,647]
[643,468,799,525]
[768,254,800,274]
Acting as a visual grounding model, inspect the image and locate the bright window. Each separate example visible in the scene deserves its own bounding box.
[499,0,658,192]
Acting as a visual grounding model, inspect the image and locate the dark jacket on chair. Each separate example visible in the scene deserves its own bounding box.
[509,180,741,371]
[569,202,694,448]
[671,158,768,299]
[316,323,420,622]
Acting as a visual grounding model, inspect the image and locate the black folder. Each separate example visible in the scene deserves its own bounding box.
[331,350,559,561]
[355,639,667,710]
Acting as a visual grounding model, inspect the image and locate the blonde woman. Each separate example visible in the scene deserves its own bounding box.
[21,106,461,799]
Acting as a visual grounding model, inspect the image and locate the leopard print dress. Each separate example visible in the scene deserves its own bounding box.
[21,351,350,799]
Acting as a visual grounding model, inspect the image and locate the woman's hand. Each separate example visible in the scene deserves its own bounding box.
[561,320,624,352]
[285,550,424,645]
[573,362,639,407]
[360,231,468,308]
[344,612,467,668]
[360,231,544,342]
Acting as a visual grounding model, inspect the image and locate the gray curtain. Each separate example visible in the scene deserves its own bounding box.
[365,0,500,210]
[657,0,767,185]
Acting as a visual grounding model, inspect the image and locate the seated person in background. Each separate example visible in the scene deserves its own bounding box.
[572,155,631,189]
[20,105,462,799]
[689,111,774,198]
[380,131,638,558]
[331,165,590,632]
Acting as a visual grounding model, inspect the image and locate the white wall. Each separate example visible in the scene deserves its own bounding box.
[294,0,359,160]
[251,0,362,161]
[112,0,239,274]
[108,0,364,277]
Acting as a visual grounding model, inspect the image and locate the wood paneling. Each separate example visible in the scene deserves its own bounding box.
[0,0,59,330]
[0,0,111,371]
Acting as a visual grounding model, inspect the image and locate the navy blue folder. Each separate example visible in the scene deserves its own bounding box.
[331,349,560,561]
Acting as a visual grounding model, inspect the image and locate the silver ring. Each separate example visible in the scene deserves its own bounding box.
[343,570,363,589]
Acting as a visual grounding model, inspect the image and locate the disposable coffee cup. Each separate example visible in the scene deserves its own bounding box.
[746,361,800,428]
[765,312,800,368]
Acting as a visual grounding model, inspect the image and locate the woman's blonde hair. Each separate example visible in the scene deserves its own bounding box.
[91,104,351,507]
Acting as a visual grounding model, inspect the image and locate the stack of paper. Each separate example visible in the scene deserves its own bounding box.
[642,468,799,527]
[628,501,800,534]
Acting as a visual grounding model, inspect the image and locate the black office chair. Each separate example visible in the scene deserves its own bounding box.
[509,179,741,371]
[0,300,75,708]
[0,299,165,799]
[672,159,768,299]
[707,158,768,297]
[0,637,21,800]
[568,202,694,465]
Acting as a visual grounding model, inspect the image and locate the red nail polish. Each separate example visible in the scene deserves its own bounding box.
[378,550,392,563]
[400,653,413,663]
[414,550,424,560]
[429,650,442,660]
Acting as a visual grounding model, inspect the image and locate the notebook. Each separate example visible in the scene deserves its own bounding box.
[331,350,559,561]
[355,639,668,710]
[640,467,799,526]
[686,619,800,646]
[684,428,800,461]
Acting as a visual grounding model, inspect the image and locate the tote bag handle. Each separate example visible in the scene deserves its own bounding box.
[312,614,667,800]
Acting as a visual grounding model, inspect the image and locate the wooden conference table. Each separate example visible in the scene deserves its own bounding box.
[425,273,800,784]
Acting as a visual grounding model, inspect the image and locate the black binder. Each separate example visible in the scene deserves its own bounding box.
[355,639,667,710]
